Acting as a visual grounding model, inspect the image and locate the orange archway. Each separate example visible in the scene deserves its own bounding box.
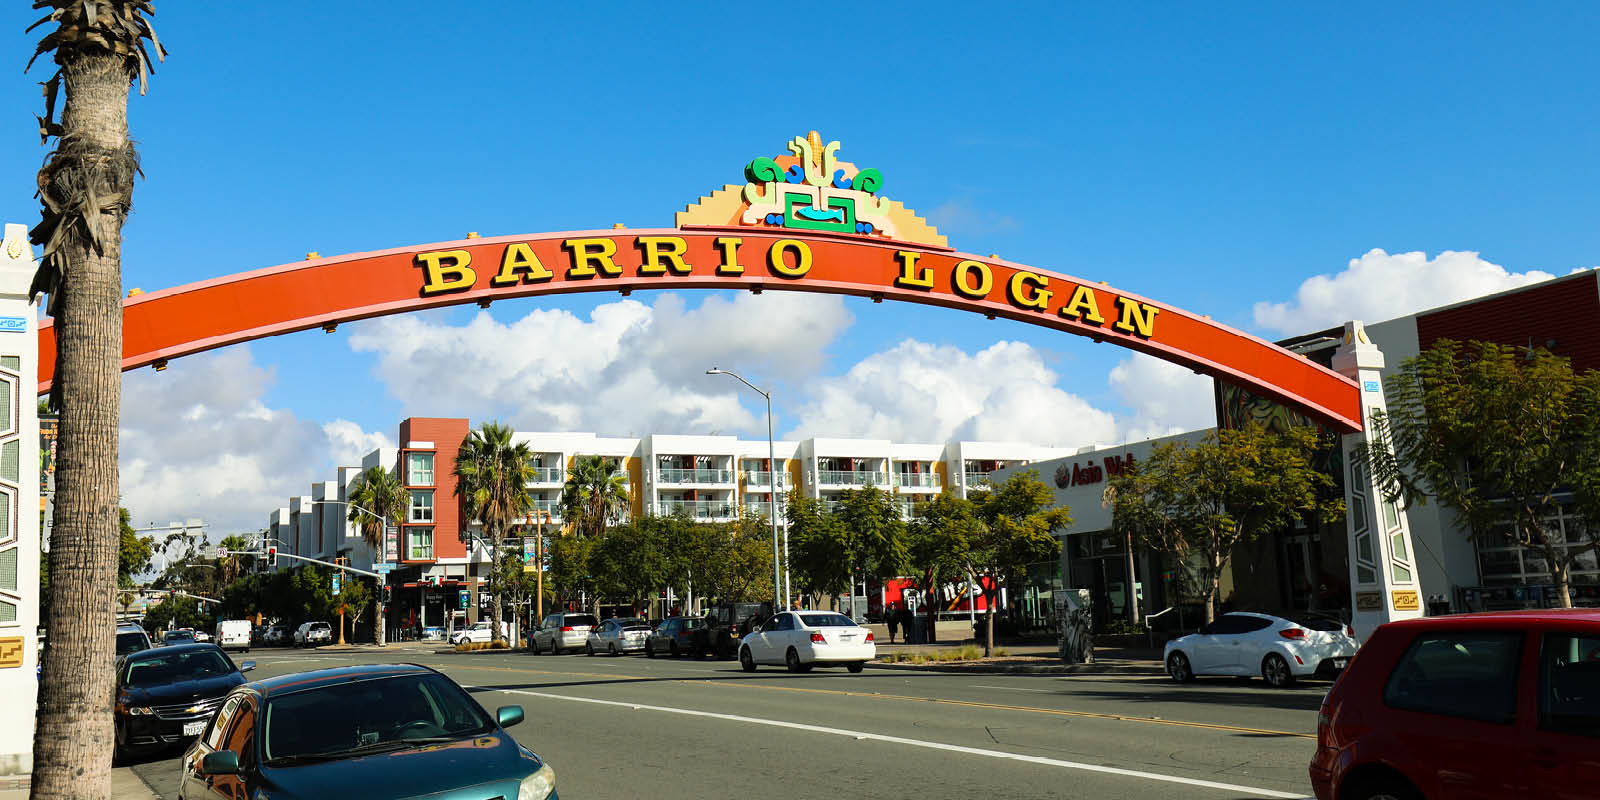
[36,226,1361,432]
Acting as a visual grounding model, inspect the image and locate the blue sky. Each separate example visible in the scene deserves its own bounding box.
[3,2,1596,532]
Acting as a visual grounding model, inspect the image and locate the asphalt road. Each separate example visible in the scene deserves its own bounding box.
[128,646,1327,799]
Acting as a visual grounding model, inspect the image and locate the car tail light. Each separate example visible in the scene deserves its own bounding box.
[811,632,827,643]
[1279,628,1306,640]
[1345,625,1355,637]
[560,626,574,632]
[1316,708,1331,745]
[865,632,874,642]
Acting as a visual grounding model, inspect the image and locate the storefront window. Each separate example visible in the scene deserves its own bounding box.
[408,528,434,560]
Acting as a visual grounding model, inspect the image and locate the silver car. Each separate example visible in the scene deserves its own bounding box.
[587,618,651,656]
[530,612,599,654]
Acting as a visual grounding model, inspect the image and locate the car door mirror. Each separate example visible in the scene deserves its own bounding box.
[200,750,240,775]
[497,705,525,728]
[1197,624,1214,635]
[238,661,256,673]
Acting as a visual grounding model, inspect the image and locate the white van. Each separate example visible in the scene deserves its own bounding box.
[217,619,252,652]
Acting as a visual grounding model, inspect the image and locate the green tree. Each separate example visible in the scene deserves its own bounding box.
[785,492,846,605]
[1107,425,1341,625]
[547,531,597,613]
[786,488,906,616]
[906,493,985,635]
[116,508,152,588]
[590,517,672,615]
[491,546,540,630]
[334,575,371,644]
[1363,340,1600,608]
[348,464,408,643]
[143,594,210,634]
[454,421,535,643]
[26,4,166,793]
[289,565,338,623]
[559,455,629,540]
[963,471,1071,654]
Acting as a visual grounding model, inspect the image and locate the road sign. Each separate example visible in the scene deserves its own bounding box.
[458,589,469,610]
[332,573,342,596]
[375,563,393,574]
[216,547,228,558]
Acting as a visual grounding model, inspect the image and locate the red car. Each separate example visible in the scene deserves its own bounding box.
[1311,608,1600,800]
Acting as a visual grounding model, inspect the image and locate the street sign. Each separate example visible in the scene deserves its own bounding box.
[374,563,393,574]
[332,573,342,596]
[458,589,469,610]
[216,547,228,558]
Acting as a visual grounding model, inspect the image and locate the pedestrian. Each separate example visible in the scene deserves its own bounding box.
[886,603,900,644]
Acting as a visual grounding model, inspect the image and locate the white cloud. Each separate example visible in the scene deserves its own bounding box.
[118,347,392,536]
[347,291,855,436]
[782,339,1117,447]
[1252,249,1563,334]
[925,197,1022,236]
[1107,353,1216,441]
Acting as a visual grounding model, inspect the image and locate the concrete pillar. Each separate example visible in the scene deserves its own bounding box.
[0,223,41,774]
[1333,321,1425,639]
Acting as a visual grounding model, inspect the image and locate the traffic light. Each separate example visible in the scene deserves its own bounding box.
[381,585,392,604]
[266,546,277,567]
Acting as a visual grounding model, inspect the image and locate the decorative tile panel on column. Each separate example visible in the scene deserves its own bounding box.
[0,222,40,775]
[1333,320,1423,639]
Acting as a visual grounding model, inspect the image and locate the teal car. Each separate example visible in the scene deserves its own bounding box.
[177,663,556,800]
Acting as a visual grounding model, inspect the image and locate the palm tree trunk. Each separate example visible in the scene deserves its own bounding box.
[490,524,503,643]
[31,54,128,800]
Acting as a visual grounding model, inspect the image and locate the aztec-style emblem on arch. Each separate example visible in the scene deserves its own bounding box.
[676,131,948,247]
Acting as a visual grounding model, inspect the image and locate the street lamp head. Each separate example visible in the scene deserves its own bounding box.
[706,367,722,375]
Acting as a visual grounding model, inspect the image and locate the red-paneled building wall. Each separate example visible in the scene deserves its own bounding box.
[1417,271,1600,372]
[399,417,468,565]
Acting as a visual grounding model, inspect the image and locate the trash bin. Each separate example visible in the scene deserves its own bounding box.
[906,615,929,645]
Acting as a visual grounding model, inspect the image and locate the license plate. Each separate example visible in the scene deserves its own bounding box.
[839,635,855,641]
[182,721,206,736]
[1332,658,1348,668]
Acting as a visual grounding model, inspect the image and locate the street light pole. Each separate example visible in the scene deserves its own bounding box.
[706,367,788,610]
[310,499,389,648]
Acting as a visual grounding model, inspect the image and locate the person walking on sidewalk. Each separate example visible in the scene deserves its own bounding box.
[886,603,900,644]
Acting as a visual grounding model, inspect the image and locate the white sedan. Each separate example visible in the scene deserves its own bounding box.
[451,621,505,645]
[1163,611,1359,688]
[739,611,875,673]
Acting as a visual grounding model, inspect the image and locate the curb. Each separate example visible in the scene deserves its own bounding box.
[866,660,1165,676]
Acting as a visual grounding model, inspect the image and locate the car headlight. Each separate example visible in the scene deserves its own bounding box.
[518,763,556,800]
[125,706,153,715]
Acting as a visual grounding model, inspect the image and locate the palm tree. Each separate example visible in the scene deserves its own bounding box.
[217,534,252,586]
[558,455,630,540]
[454,422,535,644]
[25,4,164,794]
[347,465,407,644]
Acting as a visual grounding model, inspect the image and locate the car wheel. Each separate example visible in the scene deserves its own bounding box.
[786,647,806,673]
[1262,653,1295,688]
[586,642,595,657]
[1167,651,1195,683]
[645,641,655,658]
[608,642,618,656]
[669,641,680,658]
[1344,774,1423,800]
[740,647,757,672]
[847,661,865,674]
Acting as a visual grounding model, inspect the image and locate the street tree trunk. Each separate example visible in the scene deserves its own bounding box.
[31,54,128,800]
[489,524,504,643]
[1547,550,1573,608]
[983,589,997,656]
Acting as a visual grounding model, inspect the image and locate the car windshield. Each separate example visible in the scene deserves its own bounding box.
[116,631,148,656]
[1277,613,1345,632]
[681,618,703,630]
[262,673,494,763]
[164,630,194,641]
[124,649,235,686]
[799,613,857,628]
[564,615,598,627]
[620,618,649,630]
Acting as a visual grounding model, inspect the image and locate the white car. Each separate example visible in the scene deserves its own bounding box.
[1163,611,1359,688]
[738,611,875,673]
[451,621,506,645]
[585,618,650,656]
[293,621,333,647]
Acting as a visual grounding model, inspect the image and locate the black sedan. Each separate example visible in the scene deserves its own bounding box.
[645,616,704,658]
[179,663,557,799]
[114,643,254,762]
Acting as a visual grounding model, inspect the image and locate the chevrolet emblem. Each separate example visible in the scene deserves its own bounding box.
[185,704,204,714]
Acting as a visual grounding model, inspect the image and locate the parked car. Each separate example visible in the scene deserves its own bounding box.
[1310,608,1600,800]
[193,630,212,643]
[586,618,651,656]
[645,617,704,658]
[260,625,290,647]
[163,629,197,646]
[116,624,153,662]
[293,622,332,648]
[178,663,557,800]
[114,643,254,763]
[695,602,772,659]
[1164,611,1358,688]
[450,621,506,646]
[738,611,875,673]
[216,619,252,653]
[530,613,599,655]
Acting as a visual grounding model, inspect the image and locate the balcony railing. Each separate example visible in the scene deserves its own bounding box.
[893,472,941,489]
[529,499,562,520]
[816,470,887,487]
[897,501,928,520]
[529,467,564,484]
[964,472,992,487]
[743,470,791,488]
[743,500,787,518]
[822,500,845,514]
[658,467,734,484]
[658,499,736,519]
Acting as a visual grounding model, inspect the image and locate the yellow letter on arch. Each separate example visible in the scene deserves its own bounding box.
[563,237,623,278]
[1059,284,1106,325]
[768,239,812,278]
[416,249,476,296]
[1113,296,1161,338]
[1006,271,1052,311]
[636,236,692,276]
[490,243,553,286]
[952,260,993,299]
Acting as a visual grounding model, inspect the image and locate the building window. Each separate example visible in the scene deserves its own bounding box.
[407,452,434,486]
[409,490,434,523]
[407,528,434,560]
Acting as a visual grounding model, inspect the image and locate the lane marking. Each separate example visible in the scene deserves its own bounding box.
[972,684,1052,693]
[452,662,1315,740]
[474,685,1309,800]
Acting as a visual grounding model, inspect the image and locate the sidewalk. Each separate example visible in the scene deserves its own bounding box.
[0,768,159,800]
